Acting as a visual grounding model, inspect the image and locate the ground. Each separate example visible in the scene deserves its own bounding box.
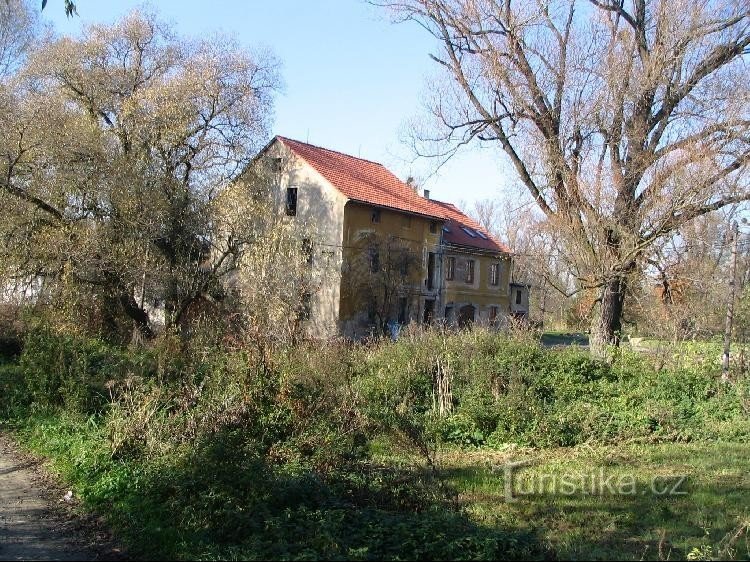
[437,442,750,560]
[540,331,590,347]
[0,434,125,561]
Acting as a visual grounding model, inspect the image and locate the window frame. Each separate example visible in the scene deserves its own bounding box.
[490,263,500,286]
[302,238,313,266]
[488,305,498,323]
[465,259,475,284]
[445,256,455,281]
[285,187,298,216]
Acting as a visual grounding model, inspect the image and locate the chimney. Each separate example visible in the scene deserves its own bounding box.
[423,189,430,199]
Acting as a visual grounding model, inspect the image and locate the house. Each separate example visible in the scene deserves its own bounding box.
[509,282,531,318]
[249,136,519,338]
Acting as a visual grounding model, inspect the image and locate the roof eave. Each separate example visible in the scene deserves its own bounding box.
[346,199,446,221]
[442,242,512,256]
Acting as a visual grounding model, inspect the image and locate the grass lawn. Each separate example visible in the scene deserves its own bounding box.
[437,442,750,560]
[540,332,590,347]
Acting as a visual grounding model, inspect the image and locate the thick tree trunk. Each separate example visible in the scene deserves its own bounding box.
[590,276,626,357]
[119,292,154,340]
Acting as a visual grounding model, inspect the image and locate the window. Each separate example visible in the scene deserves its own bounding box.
[490,263,500,286]
[429,221,437,234]
[285,187,298,216]
[423,299,435,324]
[477,231,488,240]
[445,256,455,281]
[398,250,409,276]
[369,247,380,273]
[371,209,381,223]
[488,306,498,324]
[299,291,312,321]
[461,226,477,238]
[398,297,408,324]
[302,238,313,266]
[516,289,523,305]
[269,157,282,172]
[444,305,453,321]
[465,259,475,284]
[442,225,451,233]
[426,252,436,290]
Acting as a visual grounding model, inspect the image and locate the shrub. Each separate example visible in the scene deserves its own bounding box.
[18,328,155,414]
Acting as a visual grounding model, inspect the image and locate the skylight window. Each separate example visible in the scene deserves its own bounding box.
[442,226,451,233]
[477,231,488,240]
[461,226,477,238]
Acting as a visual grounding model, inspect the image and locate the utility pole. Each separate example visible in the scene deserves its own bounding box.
[722,221,739,382]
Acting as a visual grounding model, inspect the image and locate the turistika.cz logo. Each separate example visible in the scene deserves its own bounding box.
[496,460,689,503]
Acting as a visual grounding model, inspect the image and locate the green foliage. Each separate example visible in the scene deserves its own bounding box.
[3,327,748,559]
[18,328,155,413]
[355,328,748,449]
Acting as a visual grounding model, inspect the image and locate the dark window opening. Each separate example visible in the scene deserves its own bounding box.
[489,306,498,324]
[516,289,523,305]
[423,299,435,324]
[299,291,312,321]
[302,238,313,266]
[371,209,381,223]
[399,250,409,276]
[369,247,380,273]
[429,221,437,234]
[398,297,408,324]
[286,187,298,216]
[458,304,476,328]
[444,305,453,321]
[427,252,436,290]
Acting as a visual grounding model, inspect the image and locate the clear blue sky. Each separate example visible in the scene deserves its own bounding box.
[42,0,515,207]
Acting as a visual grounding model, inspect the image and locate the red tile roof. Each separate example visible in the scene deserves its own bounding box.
[277,136,443,219]
[429,200,511,254]
[276,136,510,254]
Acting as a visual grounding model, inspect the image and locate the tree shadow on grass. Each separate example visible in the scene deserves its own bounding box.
[90,431,549,561]
[438,460,750,561]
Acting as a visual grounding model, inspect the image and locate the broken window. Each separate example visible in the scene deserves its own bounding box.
[285,187,298,216]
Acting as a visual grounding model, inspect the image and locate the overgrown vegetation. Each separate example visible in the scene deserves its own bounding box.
[1,326,748,559]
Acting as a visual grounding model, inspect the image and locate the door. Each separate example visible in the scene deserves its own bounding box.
[458,304,476,328]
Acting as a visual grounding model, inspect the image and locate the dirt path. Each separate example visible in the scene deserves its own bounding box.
[0,434,125,561]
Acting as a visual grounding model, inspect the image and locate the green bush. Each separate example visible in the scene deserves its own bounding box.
[18,328,155,414]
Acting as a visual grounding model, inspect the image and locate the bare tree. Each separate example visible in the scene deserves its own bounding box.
[383,0,750,354]
[342,233,421,335]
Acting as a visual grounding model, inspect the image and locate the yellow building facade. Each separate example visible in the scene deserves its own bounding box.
[252,136,523,338]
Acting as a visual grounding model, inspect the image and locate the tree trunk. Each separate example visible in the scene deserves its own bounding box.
[590,276,626,357]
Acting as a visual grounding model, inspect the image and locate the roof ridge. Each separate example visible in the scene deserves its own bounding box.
[276,135,386,168]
